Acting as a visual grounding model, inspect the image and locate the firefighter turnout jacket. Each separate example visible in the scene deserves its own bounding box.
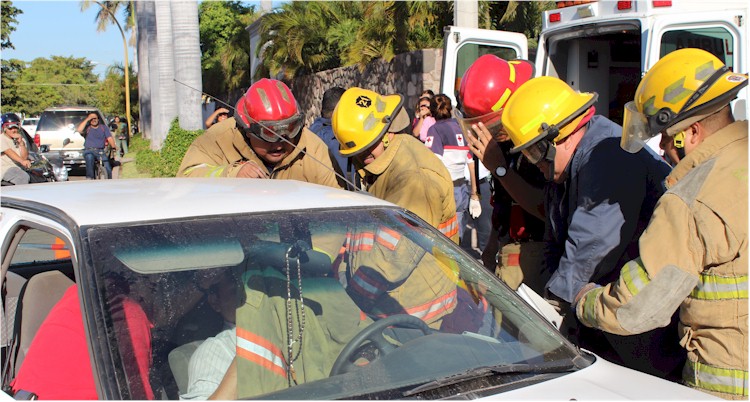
[333,222,458,328]
[357,134,459,243]
[177,117,343,189]
[577,121,748,400]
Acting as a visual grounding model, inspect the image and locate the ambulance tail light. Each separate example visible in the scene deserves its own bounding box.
[549,12,562,23]
[617,1,632,10]
[653,1,672,6]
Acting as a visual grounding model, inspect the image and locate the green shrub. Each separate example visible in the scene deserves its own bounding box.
[133,118,204,177]
[158,119,204,177]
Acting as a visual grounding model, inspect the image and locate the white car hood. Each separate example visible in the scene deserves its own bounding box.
[479,354,717,400]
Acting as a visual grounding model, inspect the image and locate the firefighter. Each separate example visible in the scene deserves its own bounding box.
[330,87,460,329]
[576,48,748,400]
[457,55,547,294]
[499,76,681,378]
[177,78,345,189]
[331,87,459,243]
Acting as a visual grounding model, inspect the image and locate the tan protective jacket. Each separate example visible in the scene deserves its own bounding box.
[177,117,343,189]
[333,222,458,328]
[358,134,459,243]
[577,121,748,399]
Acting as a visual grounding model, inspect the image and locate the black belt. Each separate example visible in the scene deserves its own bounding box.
[453,178,467,186]
[85,147,105,150]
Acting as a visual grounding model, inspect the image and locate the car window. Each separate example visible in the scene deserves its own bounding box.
[85,208,576,400]
[2,227,75,386]
[37,110,100,131]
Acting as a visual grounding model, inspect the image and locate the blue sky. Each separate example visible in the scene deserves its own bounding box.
[3,0,270,78]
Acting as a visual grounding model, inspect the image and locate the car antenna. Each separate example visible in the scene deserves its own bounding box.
[173,79,362,192]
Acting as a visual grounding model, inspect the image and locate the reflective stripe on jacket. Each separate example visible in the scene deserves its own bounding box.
[236,269,333,398]
[577,121,748,399]
[177,117,343,189]
[335,223,458,327]
[358,134,459,243]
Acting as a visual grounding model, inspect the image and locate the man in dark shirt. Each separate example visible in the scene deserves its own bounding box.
[77,113,117,179]
[309,87,354,188]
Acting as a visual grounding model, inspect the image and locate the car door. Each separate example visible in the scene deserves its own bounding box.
[440,26,529,107]
[0,208,77,396]
[649,8,748,120]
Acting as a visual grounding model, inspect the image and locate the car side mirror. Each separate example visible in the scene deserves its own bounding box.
[63,138,71,147]
[39,145,50,153]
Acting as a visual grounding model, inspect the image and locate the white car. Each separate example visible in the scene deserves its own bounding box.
[20,117,39,137]
[0,179,716,400]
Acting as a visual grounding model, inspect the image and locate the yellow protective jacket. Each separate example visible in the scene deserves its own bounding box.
[236,268,372,398]
[358,134,458,243]
[333,222,458,328]
[177,117,344,189]
[577,121,748,399]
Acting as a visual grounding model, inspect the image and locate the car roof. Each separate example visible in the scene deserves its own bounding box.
[0,178,393,226]
[40,106,103,114]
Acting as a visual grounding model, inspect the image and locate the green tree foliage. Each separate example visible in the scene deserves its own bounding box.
[199,1,257,102]
[1,1,22,50]
[480,1,555,54]
[1,56,99,116]
[256,1,548,78]
[96,62,138,120]
[1,58,25,111]
[259,1,349,79]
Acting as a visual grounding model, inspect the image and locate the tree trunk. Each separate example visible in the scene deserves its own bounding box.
[171,1,203,131]
[154,0,177,149]
[135,1,155,140]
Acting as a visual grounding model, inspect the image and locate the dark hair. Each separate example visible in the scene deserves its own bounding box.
[432,94,453,120]
[321,87,346,117]
[421,89,435,98]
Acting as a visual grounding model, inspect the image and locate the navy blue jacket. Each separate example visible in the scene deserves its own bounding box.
[544,115,671,303]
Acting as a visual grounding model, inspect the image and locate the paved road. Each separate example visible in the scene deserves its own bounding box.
[68,157,131,181]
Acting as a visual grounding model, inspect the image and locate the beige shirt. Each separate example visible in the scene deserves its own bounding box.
[1,134,24,177]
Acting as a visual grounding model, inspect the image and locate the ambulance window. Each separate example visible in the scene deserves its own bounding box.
[660,27,734,70]
[455,44,519,93]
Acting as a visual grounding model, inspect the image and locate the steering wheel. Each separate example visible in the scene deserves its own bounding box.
[330,314,432,376]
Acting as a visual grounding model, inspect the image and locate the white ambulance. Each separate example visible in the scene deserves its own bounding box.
[441,0,748,131]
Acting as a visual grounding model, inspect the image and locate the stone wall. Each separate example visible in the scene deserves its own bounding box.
[291,48,443,127]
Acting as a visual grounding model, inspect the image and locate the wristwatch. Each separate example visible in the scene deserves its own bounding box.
[494,166,507,177]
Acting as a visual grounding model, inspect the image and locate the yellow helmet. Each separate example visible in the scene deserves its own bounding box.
[501,76,597,157]
[622,48,748,153]
[332,87,410,156]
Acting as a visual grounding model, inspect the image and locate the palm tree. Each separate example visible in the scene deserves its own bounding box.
[154,1,177,147]
[135,0,155,140]
[80,0,133,137]
[171,1,202,131]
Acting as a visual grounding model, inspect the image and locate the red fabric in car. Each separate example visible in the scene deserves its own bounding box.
[11,284,154,400]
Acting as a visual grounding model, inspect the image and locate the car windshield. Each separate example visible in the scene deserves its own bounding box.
[37,110,95,131]
[86,207,581,400]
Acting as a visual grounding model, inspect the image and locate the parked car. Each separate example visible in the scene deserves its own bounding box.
[20,117,39,137]
[34,106,106,170]
[0,179,716,400]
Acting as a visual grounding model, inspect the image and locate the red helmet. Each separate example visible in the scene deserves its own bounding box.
[456,55,535,137]
[235,78,304,142]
